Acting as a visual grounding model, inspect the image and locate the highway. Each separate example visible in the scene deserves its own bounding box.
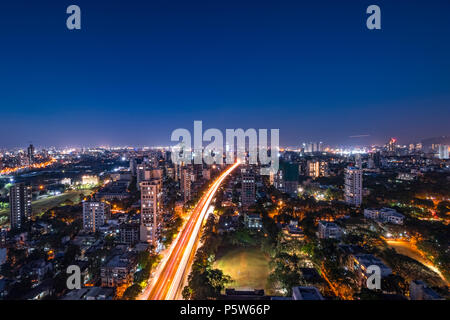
[139,161,240,300]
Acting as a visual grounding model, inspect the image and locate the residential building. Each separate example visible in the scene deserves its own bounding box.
[306,160,328,178]
[350,254,392,287]
[244,213,262,229]
[140,179,162,245]
[100,253,137,288]
[9,183,32,230]
[292,286,324,300]
[318,221,341,239]
[344,166,362,206]
[119,223,140,245]
[364,208,404,225]
[27,144,35,165]
[241,167,256,208]
[82,201,111,232]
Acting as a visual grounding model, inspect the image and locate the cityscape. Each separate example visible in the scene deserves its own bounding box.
[0,0,449,307]
[0,139,449,301]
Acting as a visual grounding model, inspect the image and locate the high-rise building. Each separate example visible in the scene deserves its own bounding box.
[306,160,328,178]
[371,152,381,168]
[355,154,362,169]
[136,164,146,189]
[241,167,256,208]
[437,145,449,159]
[82,201,111,232]
[279,162,299,196]
[129,157,137,176]
[119,223,140,245]
[27,144,35,165]
[181,167,192,203]
[386,138,397,153]
[9,183,32,230]
[140,180,162,245]
[344,166,362,207]
[302,142,323,153]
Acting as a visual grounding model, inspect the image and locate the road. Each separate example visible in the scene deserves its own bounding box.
[139,161,240,300]
[386,239,448,285]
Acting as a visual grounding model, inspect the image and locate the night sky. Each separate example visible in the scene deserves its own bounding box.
[0,0,449,148]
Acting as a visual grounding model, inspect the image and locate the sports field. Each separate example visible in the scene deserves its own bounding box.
[214,246,273,293]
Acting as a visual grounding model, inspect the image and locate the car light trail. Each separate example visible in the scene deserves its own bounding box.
[139,161,240,300]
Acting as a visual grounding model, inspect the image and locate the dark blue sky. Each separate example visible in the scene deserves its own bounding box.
[0,0,449,148]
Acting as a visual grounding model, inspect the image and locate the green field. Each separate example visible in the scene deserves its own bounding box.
[0,190,94,225]
[214,246,273,293]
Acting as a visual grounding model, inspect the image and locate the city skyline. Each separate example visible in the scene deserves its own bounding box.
[1,0,450,148]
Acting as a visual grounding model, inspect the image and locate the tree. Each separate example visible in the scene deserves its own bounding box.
[122,284,142,300]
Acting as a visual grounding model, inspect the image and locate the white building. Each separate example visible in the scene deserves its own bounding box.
[364,208,404,225]
[318,221,341,239]
[83,201,111,232]
[344,167,362,207]
[181,167,192,203]
[140,180,162,245]
[437,145,449,159]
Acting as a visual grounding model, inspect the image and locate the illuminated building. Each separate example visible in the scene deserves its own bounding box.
[140,180,162,245]
[364,208,404,225]
[386,137,397,153]
[344,166,362,206]
[82,201,111,232]
[27,144,35,165]
[437,144,449,159]
[181,166,192,203]
[302,142,324,153]
[241,167,256,208]
[350,254,392,287]
[82,175,99,185]
[119,223,140,245]
[306,160,328,178]
[202,168,211,180]
[9,183,32,230]
[318,221,341,239]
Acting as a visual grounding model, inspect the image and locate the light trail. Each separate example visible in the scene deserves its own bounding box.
[0,158,57,176]
[138,161,240,300]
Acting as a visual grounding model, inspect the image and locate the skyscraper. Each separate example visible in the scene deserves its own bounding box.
[181,166,192,203]
[9,183,32,230]
[241,167,256,208]
[437,145,449,159]
[344,166,362,207]
[140,180,162,245]
[27,144,35,165]
[129,157,137,176]
[386,138,396,153]
[83,201,110,232]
